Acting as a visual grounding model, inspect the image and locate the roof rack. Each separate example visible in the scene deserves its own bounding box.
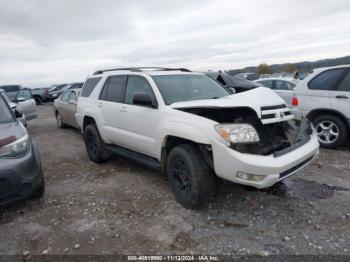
[93,67,192,75]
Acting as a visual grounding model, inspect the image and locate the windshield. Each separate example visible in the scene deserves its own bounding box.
[1,91,13,105]
[50,84,66,92]
[152,74,230,105]
[0,94,15,124]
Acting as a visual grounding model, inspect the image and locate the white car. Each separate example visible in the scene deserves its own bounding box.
[255,78,298,106]
[76,67,319,208]
[292,65,350,148]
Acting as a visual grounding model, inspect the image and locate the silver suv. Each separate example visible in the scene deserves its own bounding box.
[292,65,350,148]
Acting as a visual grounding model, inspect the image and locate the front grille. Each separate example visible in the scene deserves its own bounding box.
[0,178,12,196]
[260,104,294,124]
[279,156,314,179]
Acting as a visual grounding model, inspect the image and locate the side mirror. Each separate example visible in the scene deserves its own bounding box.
[226,86,236,94]
[133,93,156,108]
[16,97,26,102]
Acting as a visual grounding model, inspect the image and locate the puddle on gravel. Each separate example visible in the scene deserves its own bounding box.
[265,178,350,200]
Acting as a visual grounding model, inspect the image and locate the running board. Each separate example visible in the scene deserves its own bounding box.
[105,145,161,170]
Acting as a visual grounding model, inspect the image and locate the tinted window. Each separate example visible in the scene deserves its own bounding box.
[125,76,155,105]
[81,78,101,97]
[153,74,229,105]
[17,89,33,100]
[337,71,350,92]
[275,80,295,90]
[69,92,77,103]
[308,69,344,90]
[259,80,273,88]
[0,95,14,124]
[1,85,20,93]
[100,76,126,102]
[61,90,70,102]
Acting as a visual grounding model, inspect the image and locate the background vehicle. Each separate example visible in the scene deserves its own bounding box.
[0,93,44,206]
[48,83,83,100]
[31,87,51,105]
[293,65,350,148]
[76,67,319,209]
[235,72,259,81]
[205,71,262,93]
[255,78,298,106]
[0,88,37,121]
[54,89,80,129]
[0,85,21,100]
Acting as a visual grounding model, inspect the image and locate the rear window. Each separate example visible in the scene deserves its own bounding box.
[1,85,20,93]
[308,69,345,90]
[0,95,14,124]
[81,78,101,97]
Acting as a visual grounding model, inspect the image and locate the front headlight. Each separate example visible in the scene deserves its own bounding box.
[0,134,30,158]
[214,124,260,144]
[52,93,58,97]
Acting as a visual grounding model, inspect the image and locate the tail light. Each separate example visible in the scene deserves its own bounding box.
[292,95,299,107]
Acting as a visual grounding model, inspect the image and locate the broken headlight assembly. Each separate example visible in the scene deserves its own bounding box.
[214,123,260,144]
[0,134,30,158]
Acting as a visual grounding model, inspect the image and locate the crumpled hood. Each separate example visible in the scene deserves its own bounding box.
[170,87,286,117]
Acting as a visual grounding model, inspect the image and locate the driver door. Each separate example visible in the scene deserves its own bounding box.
[15,89,37,121]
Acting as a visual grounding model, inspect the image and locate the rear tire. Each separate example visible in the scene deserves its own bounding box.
[167,144,217,209]
[56,112,65,129]
[34,97,42,105]
[313,114,347,148]
[83,124,110,163]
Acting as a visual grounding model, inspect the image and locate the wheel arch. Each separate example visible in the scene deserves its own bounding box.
[306,108,350,131]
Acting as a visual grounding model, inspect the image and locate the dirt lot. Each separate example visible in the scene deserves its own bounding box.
[1,104,350,256]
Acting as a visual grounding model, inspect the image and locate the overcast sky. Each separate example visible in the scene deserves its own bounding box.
[1,0,350,87]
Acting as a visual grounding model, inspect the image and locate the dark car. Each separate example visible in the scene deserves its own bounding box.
[0,92,44,206]
[205,71,262,93]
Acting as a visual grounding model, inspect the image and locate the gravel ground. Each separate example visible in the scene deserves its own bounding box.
[0,104,349,256]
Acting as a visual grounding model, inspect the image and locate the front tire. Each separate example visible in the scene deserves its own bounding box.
[167,144,217,209]
[83,124,110,163]
[313,114,348,148]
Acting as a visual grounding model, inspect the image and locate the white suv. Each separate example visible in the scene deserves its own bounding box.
[76,67,319,208]
[292,65,350,148]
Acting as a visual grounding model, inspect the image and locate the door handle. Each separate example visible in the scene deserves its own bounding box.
[336,95,348,99]
[120,106,127,112]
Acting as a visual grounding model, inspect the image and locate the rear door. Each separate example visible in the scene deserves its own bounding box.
[16,89,37,121]
[330,69,350,119]
[65,90,79,128]
[274,80,295,106]
[300,68,346,112]
[98,75,127,144]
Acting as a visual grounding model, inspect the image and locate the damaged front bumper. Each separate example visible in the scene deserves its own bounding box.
[211,119,320,188]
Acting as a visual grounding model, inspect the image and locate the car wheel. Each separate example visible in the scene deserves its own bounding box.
[31,174,45,198]
[313,114,348,148]
[167,144,217,209]
[56,112,65,129]
[83,124,110,163]
[34,97,42,105]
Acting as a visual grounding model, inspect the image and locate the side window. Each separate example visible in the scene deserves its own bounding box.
[275,80,295,90]
[69,92,77,103]
[336,71,350,92]
[259,80,273,89]
[100,75,126,102]
[81,78,101,97]
[308,69,345,90]
[125,76,155,105]
[61,90,70,102]
[17,89,33,100]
